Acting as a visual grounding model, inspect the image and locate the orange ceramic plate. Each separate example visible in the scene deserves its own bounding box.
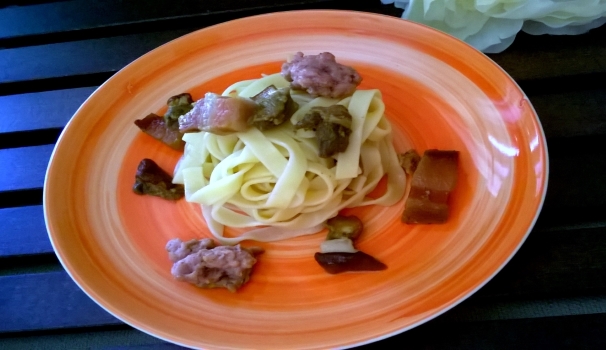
[44,10,548,350]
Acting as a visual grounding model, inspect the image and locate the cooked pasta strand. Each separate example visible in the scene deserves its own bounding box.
[173,73,405,244]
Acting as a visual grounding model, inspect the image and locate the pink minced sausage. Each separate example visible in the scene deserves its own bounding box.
[281,52,362,99]
[166,238,263,292]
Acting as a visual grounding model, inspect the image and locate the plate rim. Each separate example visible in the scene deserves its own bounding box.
[43,9,550,349]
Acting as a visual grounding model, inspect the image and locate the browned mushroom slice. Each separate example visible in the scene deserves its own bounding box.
[134,113,185,150]
[294,105,353,158]
[314,251,387,274]
[398,149,421,176]
[133,158,184,200]
[248,85,298,131]
[164,93,194,130]
[325,215,363,240]
[402,149,459,224]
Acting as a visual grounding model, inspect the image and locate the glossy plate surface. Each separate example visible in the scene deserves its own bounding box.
[44,10,548,350]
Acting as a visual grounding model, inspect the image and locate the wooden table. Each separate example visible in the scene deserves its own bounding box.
[1,1,605,349]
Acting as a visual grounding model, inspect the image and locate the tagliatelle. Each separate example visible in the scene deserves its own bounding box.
[173,73,405,244]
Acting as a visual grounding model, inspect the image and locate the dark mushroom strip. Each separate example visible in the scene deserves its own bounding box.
[134,113,185,150]
[325,215,363,240]
[133,158,184,200]
[294,105,353,158]
[314,251,387,274]
[398,149,421,176]
[294,109,323,131]
[164,93,194,130]
[248,85,298,131]
[316,121,351,158]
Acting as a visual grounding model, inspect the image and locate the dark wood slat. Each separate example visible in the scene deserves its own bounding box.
[534,207,606,233]
[0,189,42,210]
[0,1,402,49]
[543,135,606,212]
[0,87,96,149]
[0,272,122,333]
[0,0,336,39]
[531,88,606,139]
[1,269,604,335]
[367,313,606,349]
[519,72,606,97]
[0,87,96,133]
[0,72,112,96]
[1,313,606,349]
[0,205,52,257]
[0,328,172,350]
[0,1,65,8]
[0,254,61,276]
[444,295,606,322]
[0,127,62,150]
[0,19,606,91]
[0,145,53,192]
[489,25,606,82]
[0,30,190,86]
[478,226,606,299]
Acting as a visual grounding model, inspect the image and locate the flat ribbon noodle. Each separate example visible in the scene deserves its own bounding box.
[173,73,406,244]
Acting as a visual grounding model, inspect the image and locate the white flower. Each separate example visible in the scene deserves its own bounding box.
[381,0,606,53]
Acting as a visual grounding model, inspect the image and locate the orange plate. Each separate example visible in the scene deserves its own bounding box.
[44,10,548,350]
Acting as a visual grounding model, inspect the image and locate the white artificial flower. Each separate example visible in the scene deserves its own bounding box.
[381,0,606,53]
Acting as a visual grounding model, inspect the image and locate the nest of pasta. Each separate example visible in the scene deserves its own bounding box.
[173,72,405,244]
